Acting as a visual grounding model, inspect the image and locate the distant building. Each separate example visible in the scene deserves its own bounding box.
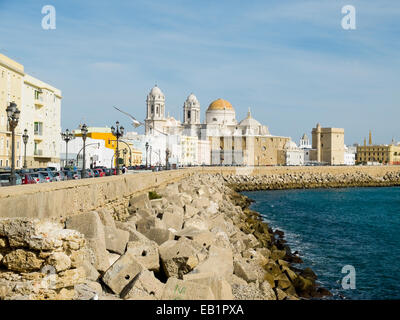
[0,53,61,169]
[356,133,400,165]
[309,123,345,165]
[285,140,304,166]
[299,133,312,164]
[344,145,356,165]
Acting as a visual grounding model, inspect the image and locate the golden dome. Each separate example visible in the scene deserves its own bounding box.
[207,99,234,111]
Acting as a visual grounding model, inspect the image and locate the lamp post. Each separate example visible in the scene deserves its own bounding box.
[145,142,149,168]
[61,129,74,168]
[6,102,20,185]
[111,121,124,175]
[22,129,29,169]
[165,148,170,170]
[80,124,88,178]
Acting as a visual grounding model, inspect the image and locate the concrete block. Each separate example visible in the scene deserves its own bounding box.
[233,260,258,283]
[126,240,160,272]
[104,226,129,255]
[145,227,174,246]
[102,251,143,295]
[183,272,233,300]
[161,211,183,231]
[161,278,214,300]
[124,270,164,300]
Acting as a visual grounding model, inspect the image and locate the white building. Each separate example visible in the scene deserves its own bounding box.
[285,140,304,166]
[21,74,62,168]
[60,137,114,169]
[344,145,356,165]
[299,133,312,164]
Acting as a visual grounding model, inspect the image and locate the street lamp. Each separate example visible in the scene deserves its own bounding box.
[80,124,88,178]
[61,129,74,168]
[111,121,124,175]
[6,102,20,185]
[165,148,170,170]
[145,142,149,168]
[22,129,29,169]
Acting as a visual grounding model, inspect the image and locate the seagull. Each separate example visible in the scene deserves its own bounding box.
[113,106,143,128]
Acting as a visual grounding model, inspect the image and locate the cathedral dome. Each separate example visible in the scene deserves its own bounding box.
[149,85,164,99]
[239,109,261,127]
[207,99,234,111]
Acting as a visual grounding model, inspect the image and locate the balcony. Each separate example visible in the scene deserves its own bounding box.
[34,95,44,107]
[34,149,43,156]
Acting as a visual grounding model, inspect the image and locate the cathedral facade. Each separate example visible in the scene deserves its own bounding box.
[144,85,289,166]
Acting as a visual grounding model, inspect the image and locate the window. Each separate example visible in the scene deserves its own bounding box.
[34,122,43,135]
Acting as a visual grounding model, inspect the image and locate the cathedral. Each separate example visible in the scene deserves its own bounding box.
[143,85,290,166]
[144,85,270,138]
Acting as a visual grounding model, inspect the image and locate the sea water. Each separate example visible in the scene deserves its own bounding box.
[242,187,400,300]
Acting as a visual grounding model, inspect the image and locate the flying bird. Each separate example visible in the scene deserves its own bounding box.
[113,106,143,128]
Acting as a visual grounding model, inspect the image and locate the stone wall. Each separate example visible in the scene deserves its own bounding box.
[1,166,400,220]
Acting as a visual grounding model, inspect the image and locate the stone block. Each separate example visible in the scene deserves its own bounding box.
[183,272,233,300]
[47,252,71,272]
[161,278,214,300]
[66,212,109,272]
[124,270,164,300]
[104,226,129,255]
[126,240,160,272]
[161,211,183,232]
[102,251,143,295]
[3,249,44,272]
[129,193,151,212]
[233,260,258,283]
[145,227,174,246]
[193,245,233,279]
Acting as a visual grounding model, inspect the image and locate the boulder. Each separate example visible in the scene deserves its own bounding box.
[103,227,129,255]
[145,228,175,246]
[260,281,276,300]
[129,193,151,212]
[159,238,201,278]
[102,251,143,295]
[161,211,183,232]
[2,249,44,272]
[161,277,214,300]
[176,228,214,249]
[183,272,233,300]
[74,280,103,300]
[193,245,233,279]
[183,217,209,232]
[65,212,109,272]
[47,252,71,272]
[184,204,198,218]
[136,217,165,237]
[124,270,165,300]
[233,260,258,283]
[126,240,160,272]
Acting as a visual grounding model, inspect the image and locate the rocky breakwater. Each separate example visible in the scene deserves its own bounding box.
[1,173,330,300]
[224,171,400,191]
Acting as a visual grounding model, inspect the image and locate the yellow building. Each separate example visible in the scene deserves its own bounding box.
[310,123,345,165]
[74,126,142,166]
[356,134,400,165]
[0,54,24,168]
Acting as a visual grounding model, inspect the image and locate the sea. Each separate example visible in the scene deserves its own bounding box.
[242,187,400,300]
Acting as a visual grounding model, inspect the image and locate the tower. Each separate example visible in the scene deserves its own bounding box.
[145,85,166,135]
[183,93,200,125]
[316,123,322,162]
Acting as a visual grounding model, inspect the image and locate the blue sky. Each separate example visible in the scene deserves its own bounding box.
[0,0,399,144]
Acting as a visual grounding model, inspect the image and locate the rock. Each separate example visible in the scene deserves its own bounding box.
[104,227,129,255]
[97,208,116,228]
[129,193,151,212]
[275,287,288,300]
[136,217,165,237]
[183,272,233,300]
[3,249,44,272]
[161,211,183,232]
[124,270,164,300]
[161,277,215,300]
[260,281,276,300]
[176,228,215,249]
[233,260,258,283]
[145,227,174,246]
[102,251,143,295]
[159,238,200,278]
[193,245,233,279]
[65,212,109,272]
[55,267,86,289]
[184,204,198,218]
[74,281,103,300]
[191,197,211,210]
[183,217,209,232]
[126,240,160,272]
[47,252,71,272]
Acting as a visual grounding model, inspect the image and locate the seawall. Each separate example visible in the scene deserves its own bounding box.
[1,166,400,219]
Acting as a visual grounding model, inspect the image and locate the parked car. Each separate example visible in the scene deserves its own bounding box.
[0,173,22,186]
[63,170,80,180]
[93,169,105,177]
[86,169,95,178]
[52,171,66,181]
[30,172,46,184]
[21,173,37,184]
[103,168,112,176]
[47,166,58,172]
[38,171,53,182]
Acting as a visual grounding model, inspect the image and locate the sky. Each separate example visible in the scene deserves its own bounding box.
[0,0,399,145]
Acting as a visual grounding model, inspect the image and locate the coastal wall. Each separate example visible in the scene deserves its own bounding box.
[1,166,400,219]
